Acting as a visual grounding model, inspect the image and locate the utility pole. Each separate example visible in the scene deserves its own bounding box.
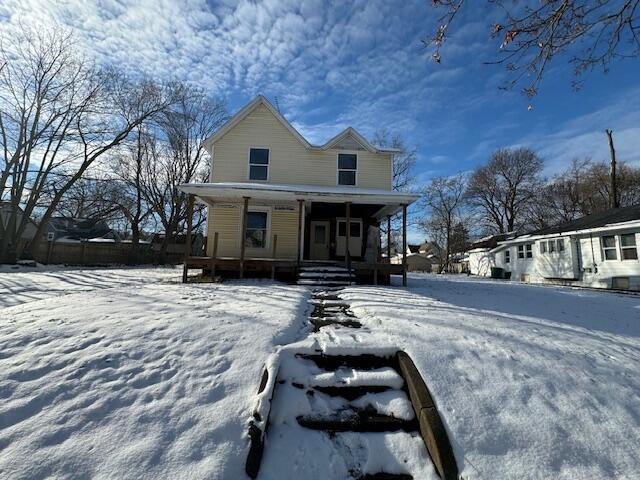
[605,129,619,209]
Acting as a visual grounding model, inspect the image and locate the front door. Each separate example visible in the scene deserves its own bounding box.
[336,218,363,258]
[310,221,330,260]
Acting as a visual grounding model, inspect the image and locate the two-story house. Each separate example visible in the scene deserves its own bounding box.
[179,95,419,284]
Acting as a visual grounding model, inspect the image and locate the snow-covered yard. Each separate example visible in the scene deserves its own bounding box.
[1,269,639,479]
[0,267,309,479]
[340,274,640,479]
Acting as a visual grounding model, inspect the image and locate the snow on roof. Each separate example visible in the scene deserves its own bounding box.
[180,182,420,207]
[203,95,400,155]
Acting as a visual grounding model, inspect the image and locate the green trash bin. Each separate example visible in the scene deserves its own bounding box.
[490,267,504,279]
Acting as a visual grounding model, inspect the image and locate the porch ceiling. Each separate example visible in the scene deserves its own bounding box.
[179,182,419,219]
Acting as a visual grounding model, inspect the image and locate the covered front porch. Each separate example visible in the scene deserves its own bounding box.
[178,183,419,286]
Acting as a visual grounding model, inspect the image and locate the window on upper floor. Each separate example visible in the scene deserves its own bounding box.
[601,235,617,260]
[620,233,638,260]
[517,245,524,259]
[338,154,357,186]
[249,148,269,181]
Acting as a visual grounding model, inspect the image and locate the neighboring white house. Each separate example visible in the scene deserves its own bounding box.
[467,233,513,277]
[390,242,441,271]
[470,205,640,291]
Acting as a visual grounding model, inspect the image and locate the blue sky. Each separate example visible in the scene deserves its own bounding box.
[2,0,639,240]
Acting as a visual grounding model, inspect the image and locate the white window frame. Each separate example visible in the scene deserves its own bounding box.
[247,147,270,182]
[525,243,533,258]
[556,238,565,253]
[548,240,556,253]
[504,249,510,263]
[517,245,524,259]
[336,217,363,239]
[336,152,358,187]
[620,233,638,261]
[601,235,618,261]
[239,206,271,251]
[540,241,546,254]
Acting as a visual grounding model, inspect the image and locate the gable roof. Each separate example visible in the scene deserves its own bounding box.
[527,204,640,237]
[203,95,401,155]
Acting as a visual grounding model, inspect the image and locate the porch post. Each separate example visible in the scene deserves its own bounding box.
[240,196,249,279]
[182,194,194,284]
[297,199,304,269]
[386,215,391,263]
[402,204,407,287]
[345,201,351,271]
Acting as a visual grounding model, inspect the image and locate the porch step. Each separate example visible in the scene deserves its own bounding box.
[297,279,352,287]
[299,271,354,278]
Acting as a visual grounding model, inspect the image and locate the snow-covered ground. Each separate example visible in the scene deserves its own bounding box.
[0,265,180,308]
[0,267,309,479]
[1,269,638,479]
[338,274,640,479]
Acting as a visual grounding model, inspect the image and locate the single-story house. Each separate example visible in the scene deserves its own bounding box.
[467,233,514,277]
[470,205,640,290]
[44,217,121,243]
[390,243,442,272]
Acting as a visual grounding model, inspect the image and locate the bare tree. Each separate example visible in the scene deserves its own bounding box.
[371,129,417,191]
[425,1,640,96]
[420,173,467,273]
[142,85,227,261]
[112,125,158,253]
[53,177,127,223]
[0,26,175,262]
[466,147,543,234]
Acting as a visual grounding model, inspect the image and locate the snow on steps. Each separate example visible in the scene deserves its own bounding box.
[296,265,354,287]
[245,288,459,480]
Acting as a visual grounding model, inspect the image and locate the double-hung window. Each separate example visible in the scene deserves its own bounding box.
[504,249,510,263]
[540,241,546,254]
[620,234,638,260]
[517,245,525,259]
[245,211,268,248]
[601,235,617,260]
[338,154,357,186]
[525,244,533,258]
[249,148,269,181]
[557,238,565,252]
[548,240,556,253]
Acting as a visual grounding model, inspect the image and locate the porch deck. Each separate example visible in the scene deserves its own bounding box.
[183,256,405,285]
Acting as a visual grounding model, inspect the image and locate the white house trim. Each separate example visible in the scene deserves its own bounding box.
[203,95,401,155]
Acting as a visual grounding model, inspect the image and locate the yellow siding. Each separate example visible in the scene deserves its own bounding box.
[207,205,240,257]
[212,104,392,189]
[207,203,299,259]
[270,208,299,259]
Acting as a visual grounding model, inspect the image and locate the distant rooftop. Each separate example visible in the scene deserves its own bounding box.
[528,204,640,236]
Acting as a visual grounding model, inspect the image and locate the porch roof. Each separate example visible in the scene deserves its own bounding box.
[179,182,420,218]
